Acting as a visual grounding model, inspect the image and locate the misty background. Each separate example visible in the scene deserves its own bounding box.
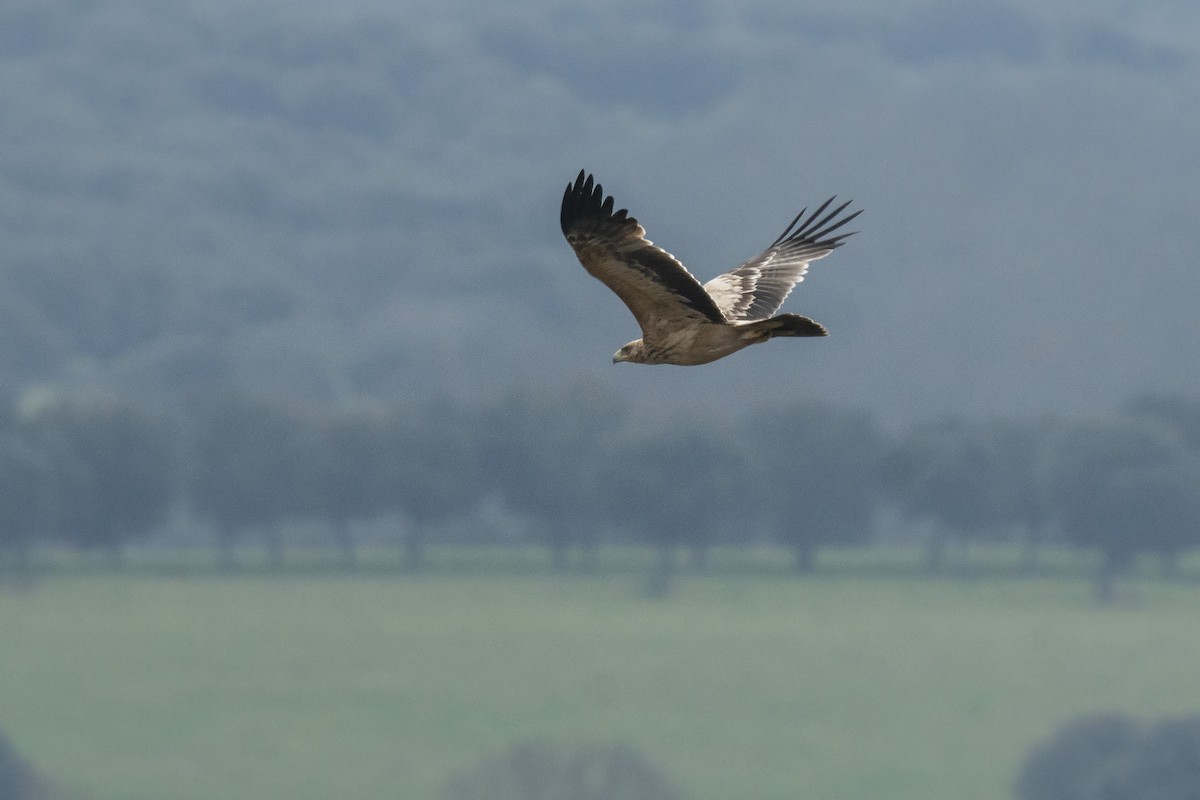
[4,0,1199,425]
[5,1,1200,799]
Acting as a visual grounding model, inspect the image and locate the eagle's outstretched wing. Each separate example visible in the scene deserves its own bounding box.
[560,170,725,335]
[703,198,861,322]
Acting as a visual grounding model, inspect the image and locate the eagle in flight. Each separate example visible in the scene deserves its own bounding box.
[561,170,860,365]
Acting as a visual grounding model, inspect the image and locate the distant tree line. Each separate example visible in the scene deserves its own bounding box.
[2,389,1199,596]
[442,740,686,800]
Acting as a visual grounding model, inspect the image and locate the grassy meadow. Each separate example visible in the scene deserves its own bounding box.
[2,547,1200,800]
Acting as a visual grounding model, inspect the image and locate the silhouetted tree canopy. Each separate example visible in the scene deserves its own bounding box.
[290,405,392,565]
[743,400,886,571]
[1125,393,1200,452]
[475,387,623,569]
[1,385,1199,583]
[184,395,307,568]
[0,728,55,800]
[0,430,53,571]
[1016,713,1200,800]
[1045,417,1200,600]
[442,741,687,800]
[18,396,174,561]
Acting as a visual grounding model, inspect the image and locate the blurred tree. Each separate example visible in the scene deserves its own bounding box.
[0,728,55,800]
[1125,393,1200,451]
[0,430,54,574]
[19,396,175,563]
[442,741,687,800]
[743,401,886,573]
[374,399,480,571]
[475,387,622,571]
[1044,418,1200,601]
[604,426,743,595]
[889,416,1056,573]
[994,417,1061,571]
[1121,715,1200,798]
[1014,713,1139,800]
[290,406,391,567]
[184,395,305,570]
[888,416,994,571]
[1015,713,1200,800]
[1122,393,1200,574]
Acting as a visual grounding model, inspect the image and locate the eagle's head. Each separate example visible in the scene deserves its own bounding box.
[613,340,646,364]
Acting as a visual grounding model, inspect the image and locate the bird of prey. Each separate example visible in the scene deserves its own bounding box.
[560,170,860,365]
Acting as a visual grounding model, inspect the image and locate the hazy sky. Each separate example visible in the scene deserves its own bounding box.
[3,0,1199,425]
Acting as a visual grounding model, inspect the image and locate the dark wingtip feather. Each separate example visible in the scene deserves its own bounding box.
[560,170,637,237]
[771,197,863,250]
[561,170,596,235]
[558,172,728,325]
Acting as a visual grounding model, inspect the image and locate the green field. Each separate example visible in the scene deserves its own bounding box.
[3,549,1200,800]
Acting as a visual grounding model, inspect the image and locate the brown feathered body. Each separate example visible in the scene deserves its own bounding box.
[560,171,859,365]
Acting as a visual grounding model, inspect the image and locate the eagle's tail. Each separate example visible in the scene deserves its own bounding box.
[758,313,828,338]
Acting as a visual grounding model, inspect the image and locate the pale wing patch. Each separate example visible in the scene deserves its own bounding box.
[704,198,860,322]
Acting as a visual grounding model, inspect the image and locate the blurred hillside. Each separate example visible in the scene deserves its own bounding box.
[3,0,1200,425]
